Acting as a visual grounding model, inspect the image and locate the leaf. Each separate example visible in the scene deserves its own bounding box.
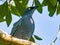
[0,1,7,17]
[34,35,42,40]
[42,0,57,6]
[0,1,12,25]
[42,0,56,17]
[35,0,42,13]
[6,11,12,27]
[29,36,35,42]
[0,1,12,26]
[10,5,20,16]
[14,0,28,15]
[3,1,12,26]
[49,0,57,6]
[57,4,60,15]
[0,17,5,22]
[42,0,49,6]
[48,1,56,17]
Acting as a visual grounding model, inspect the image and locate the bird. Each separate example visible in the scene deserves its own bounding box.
[10,6,38,41]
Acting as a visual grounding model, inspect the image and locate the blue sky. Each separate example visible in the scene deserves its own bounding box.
[0,0,60,45]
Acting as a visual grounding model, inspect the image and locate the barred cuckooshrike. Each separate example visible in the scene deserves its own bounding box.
[10,6,38,40]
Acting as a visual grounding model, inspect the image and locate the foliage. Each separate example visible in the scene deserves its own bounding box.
[0,0,60,26]
[35,0,42,13]
[0,0,28,26]
[34,35,42,40]
[29,35,42,42]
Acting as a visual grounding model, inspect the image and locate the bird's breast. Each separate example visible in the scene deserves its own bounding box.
[11,17,35,40]
[22,17,34,28]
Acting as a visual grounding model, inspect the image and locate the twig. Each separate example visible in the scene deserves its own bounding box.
[32,0,35,6]
[49,25,60,45]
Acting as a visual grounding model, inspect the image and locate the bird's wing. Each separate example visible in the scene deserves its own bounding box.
[10,18,23,35]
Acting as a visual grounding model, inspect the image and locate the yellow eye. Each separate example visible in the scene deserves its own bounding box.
[28,8,31,10]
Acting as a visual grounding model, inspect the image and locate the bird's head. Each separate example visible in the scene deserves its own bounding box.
[23,6,38,16]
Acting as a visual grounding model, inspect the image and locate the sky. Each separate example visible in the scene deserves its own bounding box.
[0,0,60,45]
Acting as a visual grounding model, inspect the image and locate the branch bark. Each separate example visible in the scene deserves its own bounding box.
[0,30,38,45]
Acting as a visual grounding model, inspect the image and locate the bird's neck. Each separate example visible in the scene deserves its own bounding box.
[22,13,33,18]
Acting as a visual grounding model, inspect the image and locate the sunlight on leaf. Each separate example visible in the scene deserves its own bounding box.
[49,0,57,6]
[2,1,12,26]
[57,4,60,15]
[0,1,12,26]
[9,0,15,6]
[19,1,23,3]
[14,0,28,15]
[10,5,20,16]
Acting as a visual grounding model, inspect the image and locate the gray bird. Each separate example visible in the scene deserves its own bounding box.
[10,6,38,41]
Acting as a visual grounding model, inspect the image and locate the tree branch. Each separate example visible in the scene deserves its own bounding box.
[0,30,38,45]
[32,0,35,6]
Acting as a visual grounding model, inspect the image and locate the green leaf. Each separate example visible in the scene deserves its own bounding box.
[0,1,12,26]
[14,0,29,15]
[10,5,20,16]
[42,0,49,6]
[57,4,60,15]
[42,0,56,17]
[0,17,5,22]
[0,1,7,17]
[42,0,57,7]
[34,35,42,40]
[49,0,57,6]
[29,36,35,42]
[6,11,12,27]
[35,0,42,13]
[48,1,56,17]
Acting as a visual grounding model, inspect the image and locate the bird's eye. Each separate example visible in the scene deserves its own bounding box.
[28,8,31,10]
